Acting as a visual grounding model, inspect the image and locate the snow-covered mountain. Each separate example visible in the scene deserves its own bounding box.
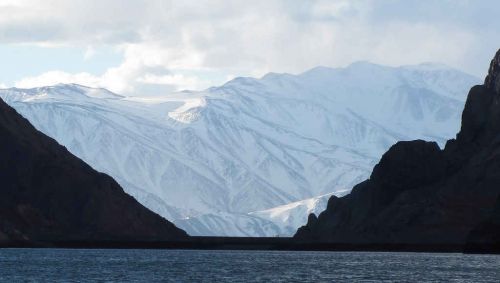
[0,62,480,236]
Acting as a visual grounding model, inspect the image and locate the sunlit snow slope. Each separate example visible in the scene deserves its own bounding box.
[0,62,480,236]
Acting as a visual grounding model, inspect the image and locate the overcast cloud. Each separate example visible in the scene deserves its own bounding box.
[0,0,499,95]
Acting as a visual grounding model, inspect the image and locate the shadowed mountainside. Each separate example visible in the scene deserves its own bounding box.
[0,98,187,245]
[295,49,500,252]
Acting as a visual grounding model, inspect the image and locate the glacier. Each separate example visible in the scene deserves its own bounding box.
[0,62,480,236]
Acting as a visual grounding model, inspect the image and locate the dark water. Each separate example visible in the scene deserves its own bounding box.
[0,249,499,282]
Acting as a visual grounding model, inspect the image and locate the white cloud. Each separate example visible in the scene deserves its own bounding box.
[13,54,213,95]
[14,71,101,89]
[2,0,500,94]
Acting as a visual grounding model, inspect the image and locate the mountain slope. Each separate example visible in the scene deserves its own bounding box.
[0,97,187,244]
[249,193,343,236]
[294,50,500,250]
[0,63,480,236]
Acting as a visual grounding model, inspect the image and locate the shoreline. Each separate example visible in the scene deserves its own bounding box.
[2,237,498,254]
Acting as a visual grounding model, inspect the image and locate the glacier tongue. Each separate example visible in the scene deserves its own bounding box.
[0,63,480,236]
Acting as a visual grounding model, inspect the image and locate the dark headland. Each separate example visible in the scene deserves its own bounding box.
[1,50,500,254]
[0,94,187,245]
[295,49,500,254]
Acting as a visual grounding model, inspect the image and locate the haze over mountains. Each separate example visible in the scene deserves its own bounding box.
[0,62,480,236]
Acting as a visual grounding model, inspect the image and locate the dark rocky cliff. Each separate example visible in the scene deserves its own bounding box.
[0,98,187,245]
[466,195,500,252]
[295,49,500,251]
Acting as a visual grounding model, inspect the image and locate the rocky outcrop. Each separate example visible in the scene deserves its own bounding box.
[485,49,500,94]
[0,98,187,245]
[295,49,500,250]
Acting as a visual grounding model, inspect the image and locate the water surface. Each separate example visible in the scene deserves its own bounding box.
[0,249,499,282]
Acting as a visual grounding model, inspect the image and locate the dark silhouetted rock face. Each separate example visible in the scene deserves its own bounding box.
[0,98,187,244]
[466,195,500,252]
[295,49,500,249]
[485,49,500,94]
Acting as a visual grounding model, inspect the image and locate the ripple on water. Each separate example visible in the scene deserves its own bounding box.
[0,249,499,282]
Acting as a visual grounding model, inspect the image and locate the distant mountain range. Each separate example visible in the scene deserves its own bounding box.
[0,62,480,236]
[0,96,187,245]
[295,50,500,253]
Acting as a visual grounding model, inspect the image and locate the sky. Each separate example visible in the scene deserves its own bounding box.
[0,0,499,96]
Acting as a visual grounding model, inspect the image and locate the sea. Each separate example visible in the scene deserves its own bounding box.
[0,249,499,282]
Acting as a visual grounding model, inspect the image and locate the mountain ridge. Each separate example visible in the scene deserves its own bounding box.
[0,62,480,236]
[294,49,500,251]
[0,96,187,244]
